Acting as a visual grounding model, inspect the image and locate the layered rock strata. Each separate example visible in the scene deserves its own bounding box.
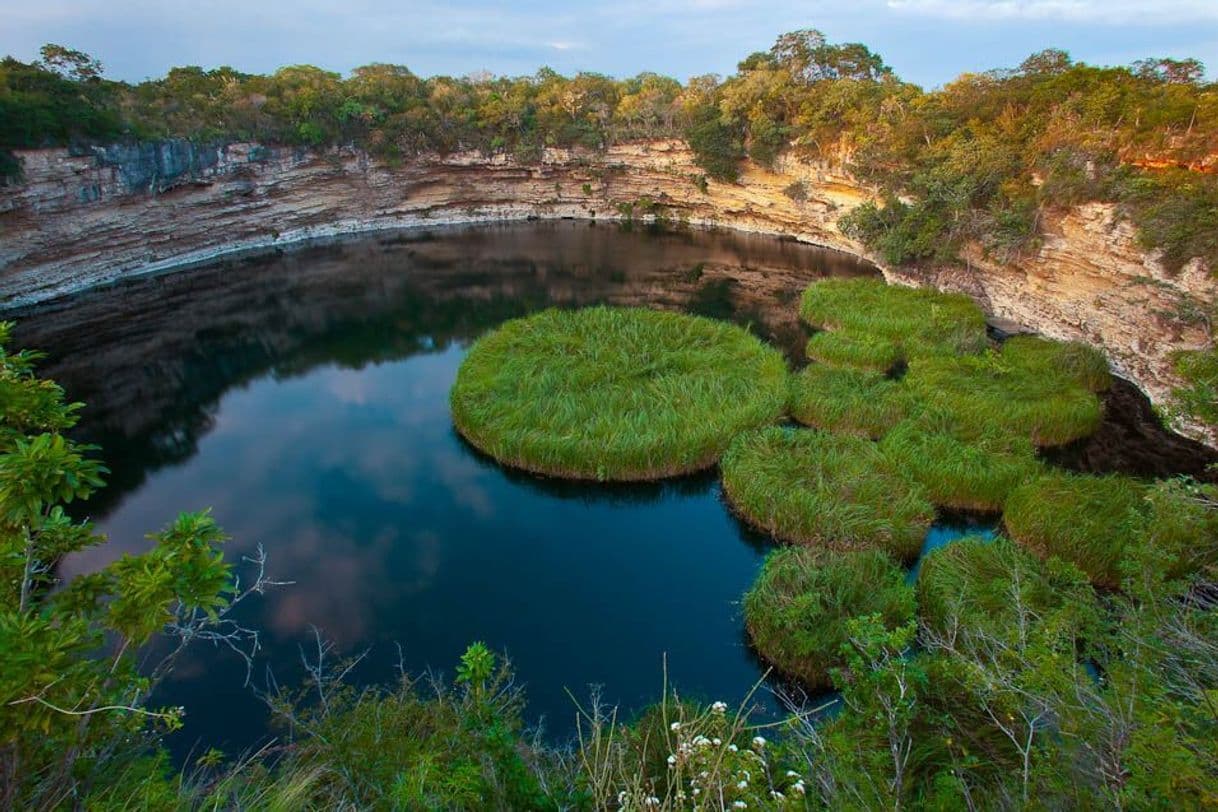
[1,139,1213,445]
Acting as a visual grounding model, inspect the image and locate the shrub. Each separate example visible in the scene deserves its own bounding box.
[450,306,788,480]
[1171,348,1218,427]
[685,104,744,182]
[917,535,1096,642]
[789,364,915,439]
[1143,477,1218,578]
[805,329,902,372]
[720,427,934,560]
[744,547,915,689]
[880,418,1043,512]
[207,644,563,809]
[0,322,242,809]
[799,278,989,360]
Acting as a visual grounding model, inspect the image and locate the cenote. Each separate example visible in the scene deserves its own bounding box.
[7,220,1213,760]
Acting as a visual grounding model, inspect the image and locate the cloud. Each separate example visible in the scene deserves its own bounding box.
[887,0,1218,24]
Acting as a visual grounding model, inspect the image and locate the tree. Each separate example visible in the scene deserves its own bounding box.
[0,322,260,808]
[37,44,103,82]
[1133,57,1207,85]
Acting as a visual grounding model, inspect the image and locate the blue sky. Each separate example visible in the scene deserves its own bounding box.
[4,1,1217,89]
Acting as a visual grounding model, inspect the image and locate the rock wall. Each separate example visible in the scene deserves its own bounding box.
[0,138,1214,446]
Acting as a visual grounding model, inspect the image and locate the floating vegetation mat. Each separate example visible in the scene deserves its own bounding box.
[721,427,934,561]
[744,546,915,689]
[450,306,788,480]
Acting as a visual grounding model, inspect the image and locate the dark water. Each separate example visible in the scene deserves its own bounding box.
[6,221,1211,759]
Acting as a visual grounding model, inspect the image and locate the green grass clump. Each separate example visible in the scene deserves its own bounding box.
[450,306,787,480]
[721,427,934,561]
[907,346,1104,447]
[879,417,1043,512]
[1002,335,1112,393]
[917,536,1096,641]
[805,329,902,372]
[1006,473,1218,589]
[1004,472,1148,589]
[789,364,916,439]
[744,547,915,689]
[799,277,990,359]
[1144,478,1218,578]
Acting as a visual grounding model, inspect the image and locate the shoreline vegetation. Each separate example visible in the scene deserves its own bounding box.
[4,28,1218,811]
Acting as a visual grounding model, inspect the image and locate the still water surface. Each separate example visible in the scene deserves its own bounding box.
[8,221,1209,757]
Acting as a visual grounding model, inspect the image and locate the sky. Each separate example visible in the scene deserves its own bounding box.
[3,0,1217,89]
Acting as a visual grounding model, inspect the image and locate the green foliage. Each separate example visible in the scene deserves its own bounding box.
[744,547,914,688]
[0,321,237,809]
[906,338,1106,447]
[788,363,915,438]
[684,103,744,182]
[880,417,1043,511]
[1172,347,1218,426]
[1122,170,1218,274]
[1005,472,1218,588]
[720,427,934,560]
[804,328,901,372]
[799,277,990,360]
[917,535,1097,641]
[1004,472,1147,588]
[216,648,561,810]
[450,306,787,480]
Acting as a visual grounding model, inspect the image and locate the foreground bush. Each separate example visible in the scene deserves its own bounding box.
[799,278,989,360]
[576,693,810,809]
[205,644,565,810]
[789,363,915,439]
[0,322,245,809]
[721,427,934,560]
[744,547,915,688]
[880,417,1043,511]
[450,306,787,480]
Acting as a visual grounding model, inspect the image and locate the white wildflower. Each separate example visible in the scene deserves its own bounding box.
[712,737,722,746]
[667,754,677,767]
[670,721,681,731]
[771,790,786,800]
[785,770,800,778]
[733,802,747,810]
[728,743,738,752]
[737,779,748,789]
[791,780,806,796]
[712,700,728,713]
[751,735,767,750]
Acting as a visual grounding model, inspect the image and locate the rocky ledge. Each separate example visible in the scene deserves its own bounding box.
[0,138,1213,447]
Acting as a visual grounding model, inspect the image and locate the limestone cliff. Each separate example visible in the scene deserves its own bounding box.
[0,139,1213,446]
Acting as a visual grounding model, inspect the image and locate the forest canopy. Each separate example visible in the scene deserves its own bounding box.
[2,32,1217,273]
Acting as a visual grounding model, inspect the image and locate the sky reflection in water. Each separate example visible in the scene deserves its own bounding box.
[15,222,999,756]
